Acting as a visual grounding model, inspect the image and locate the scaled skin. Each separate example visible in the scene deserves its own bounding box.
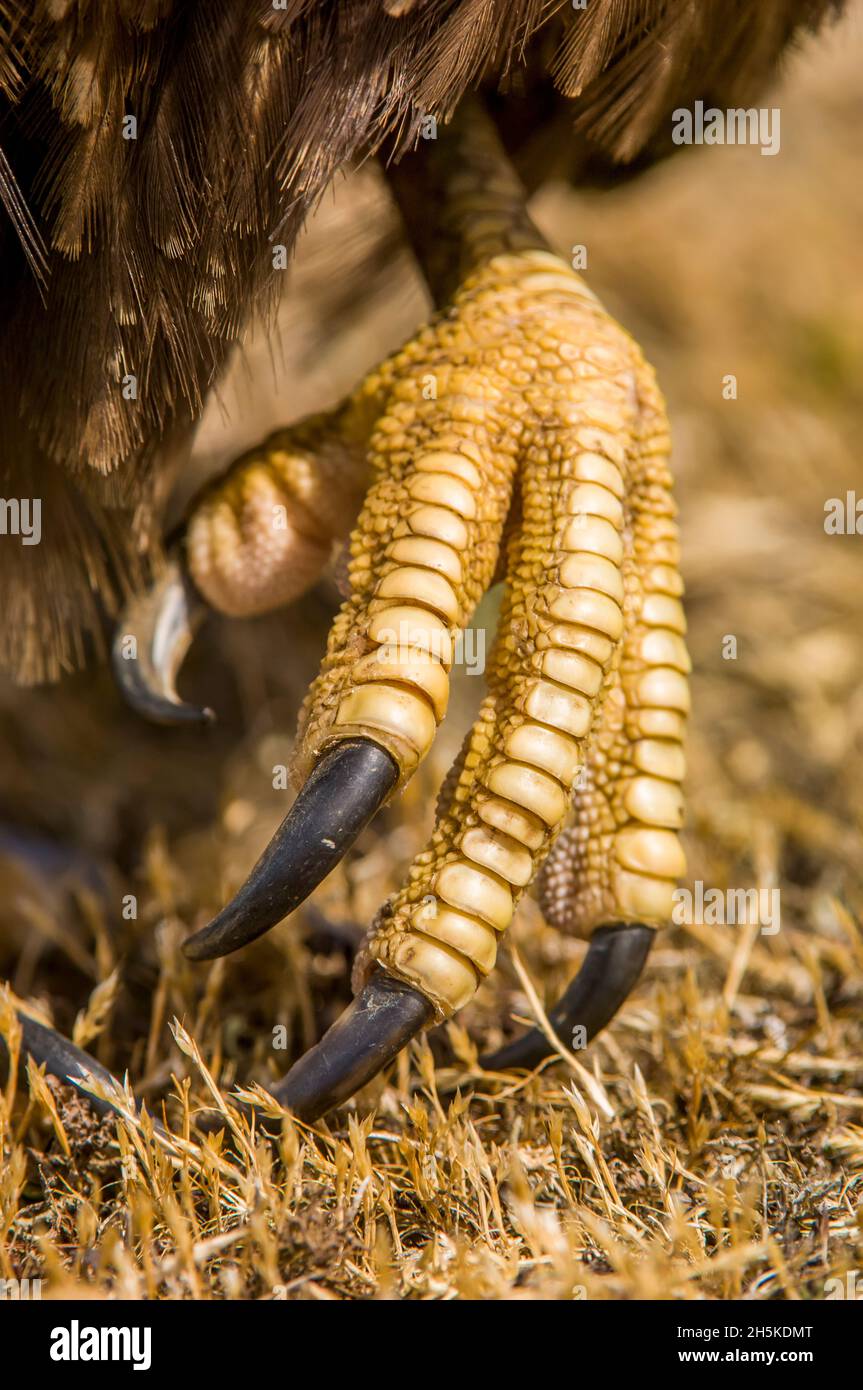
[187,244,689,1022]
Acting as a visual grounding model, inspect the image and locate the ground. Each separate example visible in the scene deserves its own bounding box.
[1,10,862,1300]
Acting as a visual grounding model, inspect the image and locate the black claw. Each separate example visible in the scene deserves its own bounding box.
[269,970,434,1122]
[3,1009,167,1137]
[183,738,400,962]
[112,551,213,726]
[480,922,655,1073]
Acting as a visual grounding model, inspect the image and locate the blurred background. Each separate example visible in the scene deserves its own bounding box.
[1,2,862,1299]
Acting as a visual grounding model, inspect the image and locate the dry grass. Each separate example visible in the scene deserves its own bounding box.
[1,11,863,1301]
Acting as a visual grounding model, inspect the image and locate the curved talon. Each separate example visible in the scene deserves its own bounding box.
[2,1009,167,1137]
[480,922,655,1073]
[269,969,434,1122]
[183,738,399,962]
[112,551,213,726]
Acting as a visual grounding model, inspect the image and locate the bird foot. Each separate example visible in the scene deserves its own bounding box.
[111,241,689,1118]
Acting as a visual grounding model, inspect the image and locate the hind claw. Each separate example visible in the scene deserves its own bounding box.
[112,552,213,726]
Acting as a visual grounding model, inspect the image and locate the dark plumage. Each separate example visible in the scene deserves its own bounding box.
[0,0,842,683]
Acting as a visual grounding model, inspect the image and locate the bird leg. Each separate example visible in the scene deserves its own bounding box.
[105,97,689,1122]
